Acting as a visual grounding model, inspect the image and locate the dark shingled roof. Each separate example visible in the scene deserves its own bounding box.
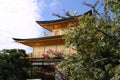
[13,35,62,41]
[36,10,92,25]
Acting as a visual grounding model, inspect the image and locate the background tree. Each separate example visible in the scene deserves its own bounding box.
[0,49,31,80]
[57,0,120,80]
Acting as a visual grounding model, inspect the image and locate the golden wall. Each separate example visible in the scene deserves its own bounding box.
[31,44,76,58]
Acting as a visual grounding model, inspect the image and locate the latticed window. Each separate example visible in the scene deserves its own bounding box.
[53,30,59,35]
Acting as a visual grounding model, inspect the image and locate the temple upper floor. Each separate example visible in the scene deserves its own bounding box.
[36,18,71,37]
[36,10,92,37]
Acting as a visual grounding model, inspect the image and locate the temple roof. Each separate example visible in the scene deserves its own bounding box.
[13,35,64,47]
[36,10,92,31]
[13,10,92,47]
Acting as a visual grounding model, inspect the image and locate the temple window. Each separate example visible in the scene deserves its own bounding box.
[52,28,67,36]
[53,30,59,35]
[44,32,52,37]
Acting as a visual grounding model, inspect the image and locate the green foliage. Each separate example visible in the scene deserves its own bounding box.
[57,0,120,80]
[0,49,31,80]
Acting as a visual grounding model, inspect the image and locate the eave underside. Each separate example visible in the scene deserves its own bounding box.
[36,19,76,31]
[13,35,65,47]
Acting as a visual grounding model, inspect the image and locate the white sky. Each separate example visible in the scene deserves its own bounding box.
[0,0,45,53]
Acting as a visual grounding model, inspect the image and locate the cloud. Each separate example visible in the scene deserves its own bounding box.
[49,0,60,9]
[41,0,61,11]
[0,0,45,53]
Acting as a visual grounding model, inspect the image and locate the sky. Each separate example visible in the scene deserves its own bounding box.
[0,0,97,53]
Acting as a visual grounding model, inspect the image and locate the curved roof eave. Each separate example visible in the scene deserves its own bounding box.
[13,35,63,42]
[36,10,92,24]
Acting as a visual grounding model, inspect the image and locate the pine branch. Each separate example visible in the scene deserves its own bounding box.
[85,57,108,70]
